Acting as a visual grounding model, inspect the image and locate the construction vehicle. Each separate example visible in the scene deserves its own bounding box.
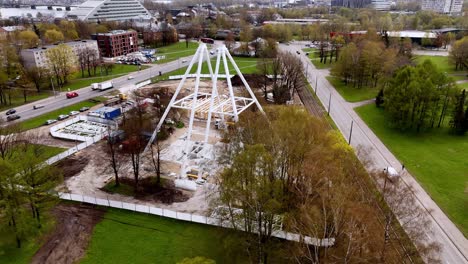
[119,93,128,100]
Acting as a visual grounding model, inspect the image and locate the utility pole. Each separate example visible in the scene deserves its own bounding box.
[315,76,318,94]
[348,120,354,145]
[50,78,56,98]
[327,91,331,115]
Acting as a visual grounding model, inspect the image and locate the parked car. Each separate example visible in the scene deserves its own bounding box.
[66,92,79,99]
[6,109,16,115]
[69,111,80,116]
[33,105,44,110]
[296,51,300,55]
[127,75,134,80]
[7,114,20,121]
[79,107,90,112]
[181,59,187,63]
[57,114,69,120]
[44,119,57,125]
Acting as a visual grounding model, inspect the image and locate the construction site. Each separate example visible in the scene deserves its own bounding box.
[41,44,308,214]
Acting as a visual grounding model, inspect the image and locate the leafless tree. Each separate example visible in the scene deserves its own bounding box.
[0,121,22,160]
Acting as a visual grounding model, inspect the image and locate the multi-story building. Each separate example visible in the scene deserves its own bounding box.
[20,40,99,69]
[372,0,391,10]
[68,0,152,22]
[92,30,138,58]
[421,0,463,14]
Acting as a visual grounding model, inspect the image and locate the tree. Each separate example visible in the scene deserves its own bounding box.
[451,89,467,135]
[46,44,76,87]
[23,66,49,92]
[59,20,78,41]
[177,257,215,264]
[44,29,64,44]
[270,52,305,104]
[0,121,21,160]
[17,30,39,48]
[449,37,468,70]
[224,31,235,51]
[106,128,123,187]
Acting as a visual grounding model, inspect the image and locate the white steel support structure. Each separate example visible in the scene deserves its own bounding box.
[144,44,264,178]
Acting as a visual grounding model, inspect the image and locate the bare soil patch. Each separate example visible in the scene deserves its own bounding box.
[101,177,190,204]
[31,203,105,264]
[55,153,90,179]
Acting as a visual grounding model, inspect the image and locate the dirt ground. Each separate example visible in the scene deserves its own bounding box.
[30,203,105,264]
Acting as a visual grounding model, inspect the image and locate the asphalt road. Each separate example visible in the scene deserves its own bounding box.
[282,42,468,264]
[0,45,216,123]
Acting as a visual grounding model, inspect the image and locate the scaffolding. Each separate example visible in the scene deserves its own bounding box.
[145,44,263,180]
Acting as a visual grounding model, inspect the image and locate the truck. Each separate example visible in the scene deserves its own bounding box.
[103,107,121,120]
[91,81,113,91]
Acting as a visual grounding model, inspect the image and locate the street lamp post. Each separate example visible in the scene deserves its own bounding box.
[50,77,56,98]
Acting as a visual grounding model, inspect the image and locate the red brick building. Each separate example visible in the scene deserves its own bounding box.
[92,30,138,58]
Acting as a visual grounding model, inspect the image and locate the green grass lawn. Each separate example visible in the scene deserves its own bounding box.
[355,104,468,236]
[19,97,106,131]
[153,56,263,83]
[0,216,56,264]
[303,48,335,69]
[9,144,65,160]
[154,42,200,64]
[80,208,243,264]
[327,76,379,102]
[63,64,147,91]
[0,92,51,112]
[415,55,468,83]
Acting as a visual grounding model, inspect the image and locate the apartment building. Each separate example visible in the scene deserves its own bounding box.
[421,0,463,14]
[92,30,138,58]
[20,40,99,69]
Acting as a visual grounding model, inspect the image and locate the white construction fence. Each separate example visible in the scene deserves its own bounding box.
[57,192,335,247]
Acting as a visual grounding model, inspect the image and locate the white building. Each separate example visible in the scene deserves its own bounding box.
[372,0,391,10]
[421,0,463,14]
[67,0,152,22]
[20,40,99,69]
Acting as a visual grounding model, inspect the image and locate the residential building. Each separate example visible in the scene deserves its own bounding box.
[92,30,138,58]
[20,40,99,69]
[372,0,391,10]
[421,0,463,14]
[67,0,152,22]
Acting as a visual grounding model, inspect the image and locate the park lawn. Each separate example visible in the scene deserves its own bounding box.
[415,55,468,81]
[355,104,468,236]
[9,144,65,160]
[19,97,106,131]
[80,208,243,264]
[154,57,263,82]
[303,48,335,69]
[0,217,56,264]
[63,64,147,91]
[154,42,200,64]
[0,92,51,112]
[327,76,379,102]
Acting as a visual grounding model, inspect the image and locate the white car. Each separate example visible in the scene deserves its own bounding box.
[57,114,69,120]
[127,75,134,80]
[44,119,57,125]
[181,59,187,63]
[69,111,80,116]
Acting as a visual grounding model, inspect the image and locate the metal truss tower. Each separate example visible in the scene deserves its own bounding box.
[145,43,263,178]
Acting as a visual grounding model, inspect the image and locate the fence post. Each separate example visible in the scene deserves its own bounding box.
[69,193,72,200]
[107,196,110,206]
[121,201,124,209]
[95,196,97,205]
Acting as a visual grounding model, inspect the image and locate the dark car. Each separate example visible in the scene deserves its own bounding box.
[6,109,16,115]
[7,114,20,121]
[79,106,90,112]
[296,51,300,55]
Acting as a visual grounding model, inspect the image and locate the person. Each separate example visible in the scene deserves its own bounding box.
[401,164,405,171]
[159,71,162,76]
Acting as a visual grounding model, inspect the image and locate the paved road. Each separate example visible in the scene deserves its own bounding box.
[0,45,216,123]
[282,43,468,264]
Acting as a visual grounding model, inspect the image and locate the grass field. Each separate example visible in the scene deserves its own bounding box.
[10,144,65,160]
[153,56,263,83]
[64,64,147,91]
[154,42,200,64]
[303,48,335,69]
[356,104,468,236]
[80,208,243,264]
[19,97,106,131]
[415,55,468,83]
[0,92,51,112]
[327,76,379,102]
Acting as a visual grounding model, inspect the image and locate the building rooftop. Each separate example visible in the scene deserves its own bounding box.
[387,30,437,39]
[94,30,136,36]
[23,39,96,52]
[68,0,152,21]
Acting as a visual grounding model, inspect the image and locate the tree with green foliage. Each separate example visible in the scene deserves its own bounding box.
[177,257,215,264]
[17,30,40,48]
[46,44,77,87]
[449,37,468,70]
[383,60,455,131]
[450,89,467,135]
[44,29,64,44]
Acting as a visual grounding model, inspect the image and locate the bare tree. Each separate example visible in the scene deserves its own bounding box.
[0,121,21,160]
[106,127,123,187]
